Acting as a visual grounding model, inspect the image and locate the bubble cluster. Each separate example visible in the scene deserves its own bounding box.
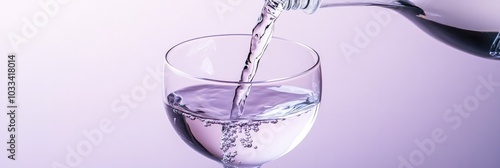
[178,112,280,164]
[220,121,263,164]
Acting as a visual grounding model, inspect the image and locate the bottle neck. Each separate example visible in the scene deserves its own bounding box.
[283,0,415,14]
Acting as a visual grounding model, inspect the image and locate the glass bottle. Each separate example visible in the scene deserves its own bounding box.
[278,0,500,59]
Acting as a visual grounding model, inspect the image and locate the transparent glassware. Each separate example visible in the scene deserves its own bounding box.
[163,34,322,168]
[276,0,500,59]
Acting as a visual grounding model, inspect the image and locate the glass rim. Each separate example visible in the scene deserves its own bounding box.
[165,34,320,84]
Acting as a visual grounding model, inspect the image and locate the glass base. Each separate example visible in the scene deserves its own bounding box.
[223,164,261,168]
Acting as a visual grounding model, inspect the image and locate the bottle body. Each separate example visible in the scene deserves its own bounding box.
[293,0,499,31]
[281,0,500,58]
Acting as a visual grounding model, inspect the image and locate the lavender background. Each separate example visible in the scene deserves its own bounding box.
[1,0,500,168]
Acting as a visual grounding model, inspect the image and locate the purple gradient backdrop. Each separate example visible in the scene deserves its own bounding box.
[1,1,500,168]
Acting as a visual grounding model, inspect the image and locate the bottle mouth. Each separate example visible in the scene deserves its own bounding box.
[281,0,321,14]
[490,33,500,57]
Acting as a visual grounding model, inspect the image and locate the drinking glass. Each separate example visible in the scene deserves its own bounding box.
[163,34,321,168]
